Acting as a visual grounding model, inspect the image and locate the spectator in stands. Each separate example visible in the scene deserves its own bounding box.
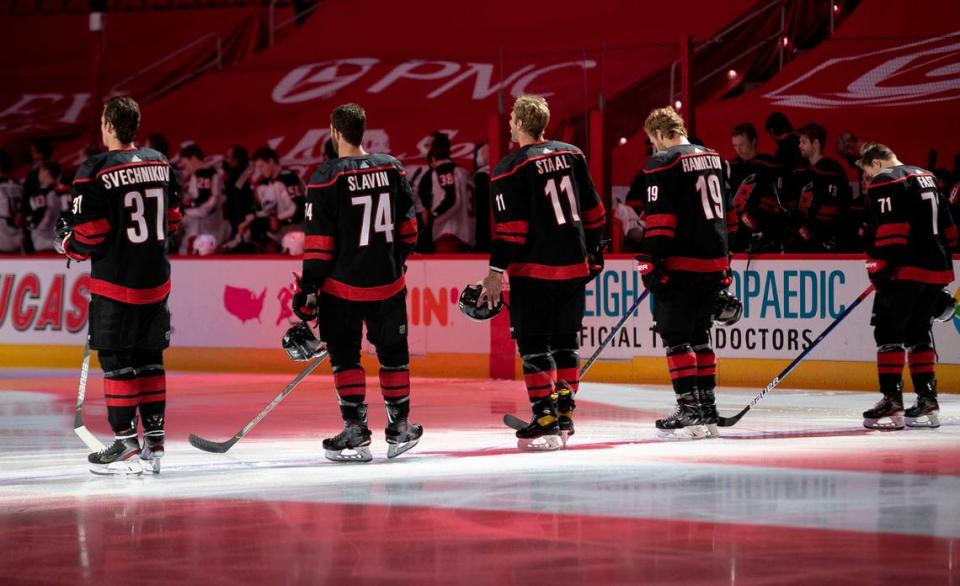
[620,170,646,252]
[178,144,230,254]
[473,142,491,253]
[222,144,254,240]
[765,112,805,217]
[19,138,53,253]
[728,123,786,253]
[836,132,868,251]
[786,123,851,253]
[0,150,24,254]
[229,147,304,253]
[422,132,475,252]
[25,161,62,252]
[412,131,451,253]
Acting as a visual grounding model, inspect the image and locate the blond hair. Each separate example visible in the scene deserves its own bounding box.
[512,95,550,139]
[644,106,687,139]
[857,143,896,168]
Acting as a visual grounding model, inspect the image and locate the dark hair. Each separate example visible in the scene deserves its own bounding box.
[229,144,249,167]
[427,132,451,160]
[40,160,61,178]
[798,123,827,149]
[147,133,169,157]
[765,112,792,135]
[0,149,11,174]
[252,146,279,163]
[102,97,141,144]
[323,139,337,161]
[731,123,758,142]
[857,143,897,168]
[330,103,366,147]
[180,144,204,161]
[30,138,53,160]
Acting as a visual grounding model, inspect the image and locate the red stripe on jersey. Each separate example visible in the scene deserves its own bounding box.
[74,218,111,237]
[494,235,526,245]
[584,218,605,230]
[582,204,605,224]
[322,276,405,301]
[664,256,729,272]
[895,266,955,284]
[645,227,676,238]
[166,208,182,231]
[645,214,677,229]
[73,231,106,245]
[945,225,958,247]
[491,151,585,182]
[307,165,400,189]
[398,218,417,236]
[94,160,169,178]
[643,151,720,174]
[869,172,935,190]
[874,236,907,247]
[305,235,334,250]
[508,262,588,280]
[72,177,92,184]
[90,278,170,305]
[401,235,417,244]
[495,220,529,234]
[63,236,89,261]
[304,252,333,261]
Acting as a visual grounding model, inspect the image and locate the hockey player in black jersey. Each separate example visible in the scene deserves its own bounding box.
[293,103,422,462]
[477,95,606,450]
[56,97,182,475]
[637,106,733,439]
[788,124,852,252]
[859,143,958,430]
[728,123,786,252]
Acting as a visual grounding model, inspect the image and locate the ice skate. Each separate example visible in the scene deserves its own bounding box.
[656,393,706,440]
[556,387,576,447]
[88,434,142,476]
[697,388,720,438]
[323,421,373,462]
[383,398,422,458]
[862,395,904,430]
[140,430,165,474]
[516,396,561,451]
[905,396,940,429]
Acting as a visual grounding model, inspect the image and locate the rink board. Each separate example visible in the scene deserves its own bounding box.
[1,255,958,391]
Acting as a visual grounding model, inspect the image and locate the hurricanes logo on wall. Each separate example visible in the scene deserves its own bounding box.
[764,32,960,108]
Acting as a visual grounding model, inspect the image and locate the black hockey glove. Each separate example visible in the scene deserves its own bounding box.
[865,258,895,287]
[587,239,611,280]
[291,272,319,322]
[636,253,668,292]
[53,213,74,255]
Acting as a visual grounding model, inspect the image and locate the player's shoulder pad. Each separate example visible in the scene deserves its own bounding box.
[371,153,407,175]
[814,157,847,176]
[73,152,112,183]
[643,149,680,173]
[491,150,525,180]
[137,147,168,163]
[544,140,584,157]
[307,159,339,188]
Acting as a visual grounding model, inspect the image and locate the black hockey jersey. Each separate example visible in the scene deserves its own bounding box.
[866,165,957,285]
[303,153,417,301]
[642,144,731,272]
[65,147,182,304]
[184,167,218,212]
[489,140,605,280]
[729,153,785,251]
[254,169,305,224]
[796,157,851,247]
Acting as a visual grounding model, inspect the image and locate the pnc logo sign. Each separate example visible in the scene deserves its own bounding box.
[409,286,460,327]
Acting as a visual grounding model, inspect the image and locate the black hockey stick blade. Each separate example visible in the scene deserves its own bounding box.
[716,406,750,428]
[188,433,238,454]
[503,413,527,430]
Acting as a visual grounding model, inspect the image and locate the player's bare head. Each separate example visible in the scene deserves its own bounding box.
[101,96,140,146]
[644,106,686,150]
[731,123,758,159]
[798,123,826,159]
[330,103,366,150]
[179,144,204,172]
[252,146,280,178]
[857,143,897,178]
[510,95,550,143]
[427,132,451,163]
[765,112,792,138]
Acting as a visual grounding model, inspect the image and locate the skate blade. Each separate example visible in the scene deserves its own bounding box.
[517,435,562,451]
[560,430,574,447]
[325,446,373,463]
[656,425,708,440]
[89,460,143,476]
[863,415,905,430]
[140,452,163,475]
[705,423,720,438]
[905,413,940,428]
[387,439,420,459]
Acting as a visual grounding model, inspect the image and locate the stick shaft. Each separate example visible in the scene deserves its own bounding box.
[579,289,650,378]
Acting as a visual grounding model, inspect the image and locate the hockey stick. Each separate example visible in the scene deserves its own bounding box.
[189,351,329,453]
[716,284,875,427]
[504,289,651,430]
[74,341,108,451]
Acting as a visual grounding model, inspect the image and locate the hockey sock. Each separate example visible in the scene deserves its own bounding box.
[693,343,717,394]
[551,348,579,395]
[876,344,905,396]
[134,360,166,432]
[333,366,366,420]
[907,344,937,397]
[101,352,139,434]
[666,344,698,396]
[521,352,557,404]
[379,366,411,418]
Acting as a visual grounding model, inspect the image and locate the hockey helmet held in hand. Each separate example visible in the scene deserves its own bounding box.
[933,288,958,323]
[713,289,743,326]
[458,284,504,321]
[282,322,325,361]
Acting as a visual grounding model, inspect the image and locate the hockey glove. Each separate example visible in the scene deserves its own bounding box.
[291,272,319,322]
[588,239,611,280]
[636,253,668,292]
[865,258,895,287]
[53,214,73,255]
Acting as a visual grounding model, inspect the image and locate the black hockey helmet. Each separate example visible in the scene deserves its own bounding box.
[282,322,325,361]
[933,288,958,323]
[713,289,743,326]
[458,284,503,321]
